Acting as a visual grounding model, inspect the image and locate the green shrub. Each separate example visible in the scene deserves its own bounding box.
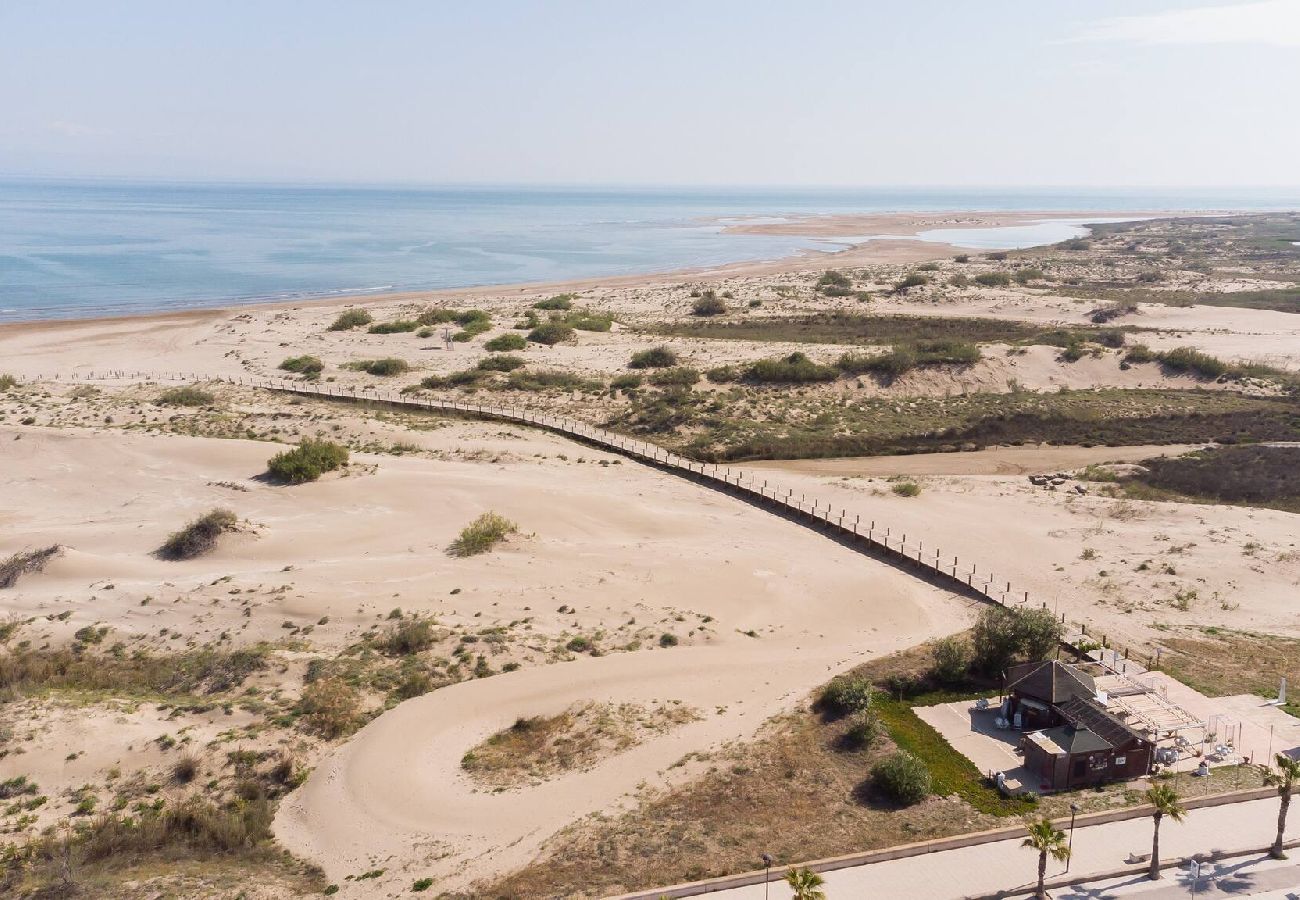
[565,309,613,332]
[415,308,457,326]
[658,633,679,648]
[818,674,874,716]
[975,272,1011,287]
[327,309,372,331]
[347,358,409,377]
[837,348,916,382]
[872,751,932,805]
[449,512,518,557]
[453,321,492,342]
[477,355,526,372]
[948,274,970,288]
[629,346,679,369]
[159,508,237,560]
[931,636,971,684]
[485,333,527,352]
[970,606,1061,674]
[0,374,17,391]
[413,878,434,892]
[527,320,576,345]
[377,618,438,656]
[611,373,642,391]
[278,355,323,377]
[267,439,350,484]
[1123,344,1157,365]
[746,352,838,384]
[894,273,931,292]
[842,708,883,751]
[817,270,852,292]
[706,365,740,383]
[533,294,574,311]
[1155,346,1230,380]
[891,481,920,497]
[1014,268,1045,284]
[691,290,727,316]
[649,367,700,387]
[368,320,418,334]
[157,386,214,407]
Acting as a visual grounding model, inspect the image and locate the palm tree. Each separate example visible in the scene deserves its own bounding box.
[785,866,826,900]
[1265,753,1300,859]
[1146,784,1185,879]
[1021,817,1070,899]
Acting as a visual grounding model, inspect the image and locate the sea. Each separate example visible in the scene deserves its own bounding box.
[1,180,1296,322]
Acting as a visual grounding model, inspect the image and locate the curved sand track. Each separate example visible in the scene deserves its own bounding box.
[275,556,968,891]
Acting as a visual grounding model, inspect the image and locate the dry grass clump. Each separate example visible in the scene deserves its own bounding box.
[376,617,439,656]
[448,512,517,557]
[0,374,18,391]
[0,546,61,589]
[0,645,269,699]
[156,385,215,407]
[327,308,373,331]
[297,676,362,739]
[461,702,698,788]
[158,508,237,560]
[266,438,349,484]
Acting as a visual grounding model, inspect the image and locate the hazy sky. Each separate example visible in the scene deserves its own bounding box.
[2,0,1298,186]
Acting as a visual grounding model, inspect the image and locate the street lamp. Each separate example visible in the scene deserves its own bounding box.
[1065,802,1081,873]
[761,853,773,900]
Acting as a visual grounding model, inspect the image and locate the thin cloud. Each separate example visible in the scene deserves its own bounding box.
[1072,0,1300,48]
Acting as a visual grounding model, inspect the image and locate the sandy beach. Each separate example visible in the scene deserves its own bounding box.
[3,209,1298,897]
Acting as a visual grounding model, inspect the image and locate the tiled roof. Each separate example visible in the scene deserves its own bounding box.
[1006,660,1097,705]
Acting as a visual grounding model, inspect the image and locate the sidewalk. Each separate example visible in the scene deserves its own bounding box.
[1056,854,1300,898]
[693,796,1294,899]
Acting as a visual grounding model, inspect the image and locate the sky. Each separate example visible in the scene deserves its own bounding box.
[1,0,1298,187]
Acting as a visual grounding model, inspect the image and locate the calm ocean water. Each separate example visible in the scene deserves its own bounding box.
[1,180,1296,322]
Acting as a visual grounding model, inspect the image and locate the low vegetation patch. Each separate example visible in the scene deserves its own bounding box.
[367,319,418,334]
[691,290,727,316]
[1110,445,1300,513]
[461,702,699,788]
[485,332,527,352]
[0,546,61,589]
[278,355,323,377]
[158,508,237,560]
[448,511,517,557]
[327,308,373,331]
[745,352,838,384]
[0,644,269,699]
[629,346,679,369]
[156,385,215,407]
[266,438,350,484]
[503,369,601,392]
[527,320,576,345]
[477,354,526,372]
[533,294,575,311]
[345,357,409,377]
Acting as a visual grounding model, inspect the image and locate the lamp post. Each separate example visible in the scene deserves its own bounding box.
[761,853,773,900]
[1066,802,1081,873]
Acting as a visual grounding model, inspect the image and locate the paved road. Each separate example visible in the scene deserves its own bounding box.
[701,797,1294,899]
[1057,855,1300,898]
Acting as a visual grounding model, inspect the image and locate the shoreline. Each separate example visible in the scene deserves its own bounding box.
[0,208,1194,333]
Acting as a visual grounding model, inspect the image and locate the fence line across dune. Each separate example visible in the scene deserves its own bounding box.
[48,369,1044,618]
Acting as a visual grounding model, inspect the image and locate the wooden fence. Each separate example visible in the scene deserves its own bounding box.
[41,370,1041,612]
